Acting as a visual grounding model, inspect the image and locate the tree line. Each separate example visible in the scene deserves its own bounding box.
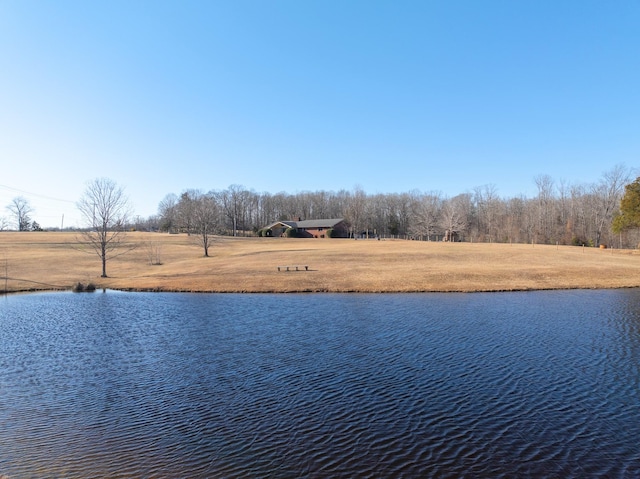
[3,164,639,258]
[150,164,639,249]
[3,168,640,278]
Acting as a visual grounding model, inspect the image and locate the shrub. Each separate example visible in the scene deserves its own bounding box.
[259,228,273,237]
[571,237,595,247]
[285,227,299,238]
[72,282,96,292]
[326,228,334,238]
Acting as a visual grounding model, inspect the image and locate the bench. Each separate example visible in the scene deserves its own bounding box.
[278,265,309,272]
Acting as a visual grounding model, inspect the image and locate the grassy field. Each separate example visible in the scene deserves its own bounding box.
[1,231,640,294]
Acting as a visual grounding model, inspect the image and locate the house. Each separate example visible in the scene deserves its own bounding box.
[263,218,349,238]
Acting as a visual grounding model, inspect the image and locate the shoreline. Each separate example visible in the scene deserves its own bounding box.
[6,283,640,296]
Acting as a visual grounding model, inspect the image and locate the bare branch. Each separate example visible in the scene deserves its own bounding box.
[76,178,133,277]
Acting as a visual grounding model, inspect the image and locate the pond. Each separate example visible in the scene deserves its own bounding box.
[1,290,639,478]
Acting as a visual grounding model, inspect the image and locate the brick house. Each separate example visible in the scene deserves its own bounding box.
[264,219,349,238]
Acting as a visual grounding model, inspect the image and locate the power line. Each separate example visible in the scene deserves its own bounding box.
[0,184,76,204]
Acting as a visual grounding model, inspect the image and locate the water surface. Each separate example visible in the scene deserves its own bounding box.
[1,290,639,478]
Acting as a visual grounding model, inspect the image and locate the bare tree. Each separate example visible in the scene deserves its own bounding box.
[220,184,251,236]
[410,192,442,240]
[6,196,33,231]
[591,164,633,247]
[192,192,219,257]
[556,178,571,242]
[473,184,501,242]
[504,196,527,243]
[158,193,178,233]
[77,178,133,277]
[569,184,589,244]
[534,174,555,243]
[344,186,367,237]
[368,193,391,237]
[146,241,163,265]
[440,194,470,241]
[177,190,200,235]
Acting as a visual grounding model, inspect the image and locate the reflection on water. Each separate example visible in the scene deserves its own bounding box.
[1,290,639,478]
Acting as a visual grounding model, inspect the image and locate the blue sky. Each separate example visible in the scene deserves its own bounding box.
[1,1,639,227]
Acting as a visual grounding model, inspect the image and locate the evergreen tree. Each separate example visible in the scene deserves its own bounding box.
[613,177,640,233]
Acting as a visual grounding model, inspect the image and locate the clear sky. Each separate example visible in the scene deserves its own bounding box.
[1,0,639,228]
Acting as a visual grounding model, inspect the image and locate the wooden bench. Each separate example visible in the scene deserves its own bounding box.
[277,265,309,272]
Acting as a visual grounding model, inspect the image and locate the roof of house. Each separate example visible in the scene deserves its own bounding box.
[268,218,345,229]
[296,218,345,229]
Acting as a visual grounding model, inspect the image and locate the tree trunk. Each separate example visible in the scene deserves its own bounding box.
[101,242,108,277]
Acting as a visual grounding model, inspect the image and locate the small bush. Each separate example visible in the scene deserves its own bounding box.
[147,241,163,265]
[72,282,96,292]
[571,236,594,247]
[285,228,299,238]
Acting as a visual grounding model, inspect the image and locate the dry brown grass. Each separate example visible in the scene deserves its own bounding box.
[2,231,640,294]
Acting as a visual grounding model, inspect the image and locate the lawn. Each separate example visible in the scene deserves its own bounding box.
[1,231,640,293]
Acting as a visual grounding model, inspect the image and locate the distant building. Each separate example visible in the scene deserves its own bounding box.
[264,218,349,238]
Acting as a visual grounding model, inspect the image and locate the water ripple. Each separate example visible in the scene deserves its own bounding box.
[1,290,640,477]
